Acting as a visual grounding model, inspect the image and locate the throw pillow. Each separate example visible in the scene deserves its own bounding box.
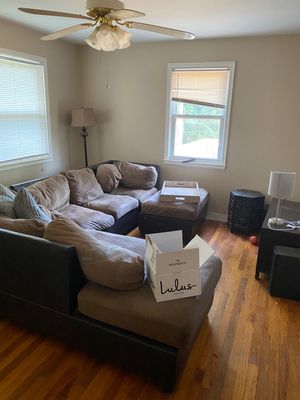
[0,184,16,218]
[0,184,15,200]
[0,217,46,237]
[44,218,146,290]
[14,188,52,223]
[96,164,122,193]
[118,162,158,190]
[62,168,104,205]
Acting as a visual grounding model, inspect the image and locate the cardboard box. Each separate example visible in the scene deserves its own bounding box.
[160,181,200,203]
[145,231,214,302]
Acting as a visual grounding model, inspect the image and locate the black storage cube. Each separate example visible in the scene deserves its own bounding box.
[269,246,300,300]
[227,189,265,235]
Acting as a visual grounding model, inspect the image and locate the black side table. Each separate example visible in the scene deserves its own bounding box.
[255,199,300,279]
[228,189,265,235]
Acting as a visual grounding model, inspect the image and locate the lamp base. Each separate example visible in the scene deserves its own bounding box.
[268,217,286,226]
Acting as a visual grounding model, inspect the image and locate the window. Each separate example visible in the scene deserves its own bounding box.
[165,62,235,168]
[0,48,51,170]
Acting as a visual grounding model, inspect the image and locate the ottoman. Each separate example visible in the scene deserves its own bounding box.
[139,189,209,246]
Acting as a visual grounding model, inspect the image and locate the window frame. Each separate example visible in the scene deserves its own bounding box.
[0,47,52,171]
[164,61,235,169]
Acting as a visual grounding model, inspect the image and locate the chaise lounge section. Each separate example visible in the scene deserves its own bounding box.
[0,225,221,390]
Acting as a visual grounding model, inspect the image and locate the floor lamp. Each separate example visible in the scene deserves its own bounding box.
[267,171,296,225]
[71,107,96,167]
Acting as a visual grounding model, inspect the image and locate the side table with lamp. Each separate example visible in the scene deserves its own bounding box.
[267,171,296,226]
[255,171,299,280]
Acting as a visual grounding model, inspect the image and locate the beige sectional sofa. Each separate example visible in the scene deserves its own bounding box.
[10,160,160,235]
[0,160,221,391]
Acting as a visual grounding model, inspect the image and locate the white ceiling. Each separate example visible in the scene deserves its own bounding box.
[1,0,300,44]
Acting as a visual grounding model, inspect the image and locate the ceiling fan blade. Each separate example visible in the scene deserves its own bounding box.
[106,9,145,20]
[41,23,92,41]
[128,22,195,40]
[19,8,93,21]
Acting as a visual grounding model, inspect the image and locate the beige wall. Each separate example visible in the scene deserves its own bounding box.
[0,18,83,186]
[80,35,300,215]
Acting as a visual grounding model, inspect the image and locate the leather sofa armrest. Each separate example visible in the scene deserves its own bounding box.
[0,228,85,314]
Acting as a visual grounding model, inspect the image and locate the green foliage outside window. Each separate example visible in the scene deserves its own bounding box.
[173,101,223,144]
[182,119,220,144]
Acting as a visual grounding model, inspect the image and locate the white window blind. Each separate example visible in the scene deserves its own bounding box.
[171,70,229,108]
[0,50,50,168]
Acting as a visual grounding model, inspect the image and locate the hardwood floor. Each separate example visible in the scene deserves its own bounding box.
[1,221,300,399]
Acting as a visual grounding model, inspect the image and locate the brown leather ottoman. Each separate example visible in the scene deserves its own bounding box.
[139,189,209,245]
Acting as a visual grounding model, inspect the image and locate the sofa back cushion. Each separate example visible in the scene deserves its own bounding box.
[28,175,70,211]
[96,164,122,193]
[62,168,103,205]
[0,216,46,237]
[118,162,158,190]
[44,218,146,290]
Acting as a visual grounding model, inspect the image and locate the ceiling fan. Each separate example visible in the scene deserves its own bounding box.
[19,0,195,51]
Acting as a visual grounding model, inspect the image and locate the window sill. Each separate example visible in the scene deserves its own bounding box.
[163,159,226,170]
[0,155,53,172]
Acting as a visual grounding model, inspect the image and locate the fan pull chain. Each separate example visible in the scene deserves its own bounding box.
[98,51,110,89]
[106,53,110,89]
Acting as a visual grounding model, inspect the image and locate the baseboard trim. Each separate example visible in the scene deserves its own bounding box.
[207,212,227,222]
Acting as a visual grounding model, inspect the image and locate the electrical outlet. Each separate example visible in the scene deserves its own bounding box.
[41,164,46,173]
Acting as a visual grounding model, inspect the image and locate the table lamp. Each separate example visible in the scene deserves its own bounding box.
[71,107,96,167]
[267,171,296,225]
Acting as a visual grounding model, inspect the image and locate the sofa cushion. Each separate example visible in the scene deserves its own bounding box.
[96,164,122,193]
[14,188,52,223]
[0,184,16,218]
[78,256,222,349]
[85,193,139,220]
[44,218,145,290]
[53,204,114,231]
[118,162,158,190]
[111,186,158,205]
[62,168,104,205]
[28,175,70,211]
[0,216,46,237]
[141,189,209,221]
[84,229,145,258]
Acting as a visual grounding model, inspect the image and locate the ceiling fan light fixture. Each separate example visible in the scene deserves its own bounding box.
[118,40,130,49]
[85,26,99,46]
[112,25,131,44]
[19,1,196,49]
[85,23,131,51]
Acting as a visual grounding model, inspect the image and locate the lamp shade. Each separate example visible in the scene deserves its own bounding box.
[71,107,96,128]
[268,171,296,199]
[85,24,131,51]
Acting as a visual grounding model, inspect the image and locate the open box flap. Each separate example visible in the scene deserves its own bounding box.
[185,234,215,267]
[146,231,183,253]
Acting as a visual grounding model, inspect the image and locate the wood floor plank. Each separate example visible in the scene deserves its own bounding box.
[1,221,300,399]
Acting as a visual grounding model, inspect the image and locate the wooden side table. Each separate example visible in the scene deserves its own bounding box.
[255,199,300,279]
